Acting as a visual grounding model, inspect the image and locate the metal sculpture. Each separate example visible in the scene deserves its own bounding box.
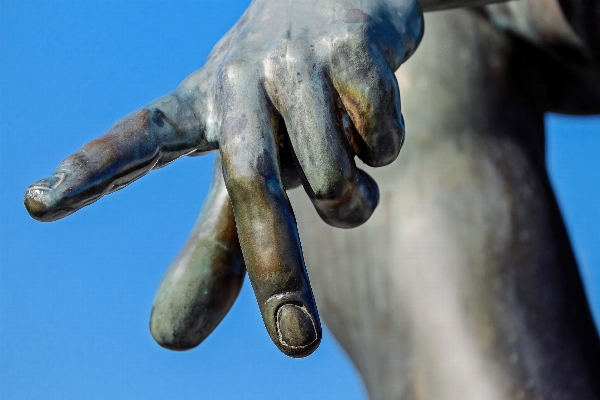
[24,0,600,397]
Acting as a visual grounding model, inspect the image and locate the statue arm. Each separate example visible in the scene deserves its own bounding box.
[556,0,600,59]
[485,0,600,114]
[485,0,599,61]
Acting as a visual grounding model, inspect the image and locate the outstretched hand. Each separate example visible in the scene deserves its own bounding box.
[24,0,423,357]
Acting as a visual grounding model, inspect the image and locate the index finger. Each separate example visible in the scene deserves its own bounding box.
[24,88,213,221]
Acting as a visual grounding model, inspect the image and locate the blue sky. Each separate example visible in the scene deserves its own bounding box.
[0,1,598,399]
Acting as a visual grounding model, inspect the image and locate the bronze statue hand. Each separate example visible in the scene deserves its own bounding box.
[24,0,423,357]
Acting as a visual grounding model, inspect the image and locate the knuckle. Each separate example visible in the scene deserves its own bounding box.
[331,32,367,65]
[268,46,315,86]
[221,149,278,196]
[218,59,249,88]
[282,47,302,69]
[342,25,368,47]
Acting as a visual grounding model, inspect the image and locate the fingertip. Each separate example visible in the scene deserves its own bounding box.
[276,303,321,357]
[359,112,405,167]
[148,308,201,352]
[24,178,62,222]
[314,168,380,229]
[24,189,50,221]
[262,293,322,358]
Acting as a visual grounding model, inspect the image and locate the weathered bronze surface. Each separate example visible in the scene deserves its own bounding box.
[24,0,600,397]
[293,2,600,398]
[24,0,424,359]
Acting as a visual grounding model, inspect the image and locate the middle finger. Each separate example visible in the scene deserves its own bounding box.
[218,61,322,358]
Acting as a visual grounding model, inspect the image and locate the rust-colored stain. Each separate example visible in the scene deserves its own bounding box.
[333,78,375,157]
[109,109,152,135]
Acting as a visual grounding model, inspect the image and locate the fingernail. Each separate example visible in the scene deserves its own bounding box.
[275,303,318,349]
[24,185,52,220]
[24,173,64,221]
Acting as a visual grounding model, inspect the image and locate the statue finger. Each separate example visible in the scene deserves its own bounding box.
[218,63,321,357]
[150,153,245,351]
[330,37,405,167]
[24,89,215,222]
[270,63,379,228]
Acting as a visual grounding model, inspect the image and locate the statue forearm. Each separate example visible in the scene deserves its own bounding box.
[557,0,600,59]
[486,0,600,63]
[422,0,598,64]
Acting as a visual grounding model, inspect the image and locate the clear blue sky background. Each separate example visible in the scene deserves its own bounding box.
[0,1,598,399]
